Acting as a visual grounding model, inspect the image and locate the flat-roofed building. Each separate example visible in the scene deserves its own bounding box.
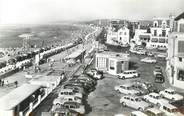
[95,52,129,75]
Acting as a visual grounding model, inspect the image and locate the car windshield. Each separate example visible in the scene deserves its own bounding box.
[135,98,141,102]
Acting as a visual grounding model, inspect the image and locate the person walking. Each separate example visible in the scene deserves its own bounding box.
[14,81,18,88]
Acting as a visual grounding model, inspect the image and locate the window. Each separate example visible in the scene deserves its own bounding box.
[154,30,157,36]
[159,38,166,43]
[178,70,184,81]
[119,32,122,35]
[179,24,184,32]
[110,60,115,70]
[151,38,158,42]
[162,30,166,37]
[179,57,182,62]
[178,41,184,53]
[120,37,122,40]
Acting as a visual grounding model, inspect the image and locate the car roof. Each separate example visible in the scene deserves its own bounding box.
[146,108,163,114]
[120,83,134,87]
[60,89,73,92]
[131,111,147,116]
[123,70,137,72]
[164,88,175,92]
[149,92,159,96]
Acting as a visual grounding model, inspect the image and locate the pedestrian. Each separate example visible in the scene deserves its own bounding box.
[2,80,4,87]
[14,81,18,88]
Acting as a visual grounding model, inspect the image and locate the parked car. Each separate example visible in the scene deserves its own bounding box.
[53,96,82,106]
[117,70,139,79]
[120,95,151,111]
[147,52,155,57]
[159,88,183,101]
[85,69,103,80]
[140,57,157,63]
[132,81,160,94]
[143,93,169,107]
[136,50,147,55]
[63,85,85,95]
[160,103,183,116]
[155,74,164,83]
[145,108,165,116]
[114,84,141,95]
[62,102,85,115]
[153,66,162,76]
[58,89,83,99]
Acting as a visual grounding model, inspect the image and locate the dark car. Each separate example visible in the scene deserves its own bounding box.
[155,74,164,83]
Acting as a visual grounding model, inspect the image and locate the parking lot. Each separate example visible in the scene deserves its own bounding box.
[86,46,170,116]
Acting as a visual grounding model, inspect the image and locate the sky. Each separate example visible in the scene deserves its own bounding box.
[0,0,184,24]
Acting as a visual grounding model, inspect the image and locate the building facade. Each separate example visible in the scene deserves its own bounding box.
[95,52,129,75]
[106,20,130,47]
[133,16,174,49]
[166,12,184,89]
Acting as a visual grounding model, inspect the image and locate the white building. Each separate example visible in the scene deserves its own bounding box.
[95,52,129,75]
[147,18,171,49]
[133,16,174,49]
[166,12,184,89]
[106,26,130,47]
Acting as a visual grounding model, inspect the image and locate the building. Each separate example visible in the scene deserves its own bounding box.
[147,18,171,49]
[106,20,130,47]
[95,52,129,75]
[133,16,174,49]
[166,12,184,89]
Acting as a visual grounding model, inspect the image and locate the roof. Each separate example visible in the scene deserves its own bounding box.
[96,52,129,61]
[175,12,184,21]
[146,108,163,114]
[0,84,41,110]
[29,75,60,86]
[65,49,86,59]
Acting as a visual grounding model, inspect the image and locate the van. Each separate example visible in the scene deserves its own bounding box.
[118,70,139,79]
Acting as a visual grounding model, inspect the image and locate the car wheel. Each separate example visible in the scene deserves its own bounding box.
[156,103,161,108]
[138,107,143,111]
[122,102,126,107]
[160,94,164,98]
[122,76,125,79]
[133,75,136,78]
[56,103,60,106]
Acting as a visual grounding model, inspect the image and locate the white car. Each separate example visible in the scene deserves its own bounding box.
[53,96,82,106]
[58,89,83,99]
[159,88,183,101]
[136,50,147,55]
[143,93,169,106]
[120,96,151,111]
[86,69,103,80]
[114,84,141,95]
[160,103,184,116]
[141,57,157,63]
[117,70,139,79]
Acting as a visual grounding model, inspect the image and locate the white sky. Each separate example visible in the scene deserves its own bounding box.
[0,0,184,24]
